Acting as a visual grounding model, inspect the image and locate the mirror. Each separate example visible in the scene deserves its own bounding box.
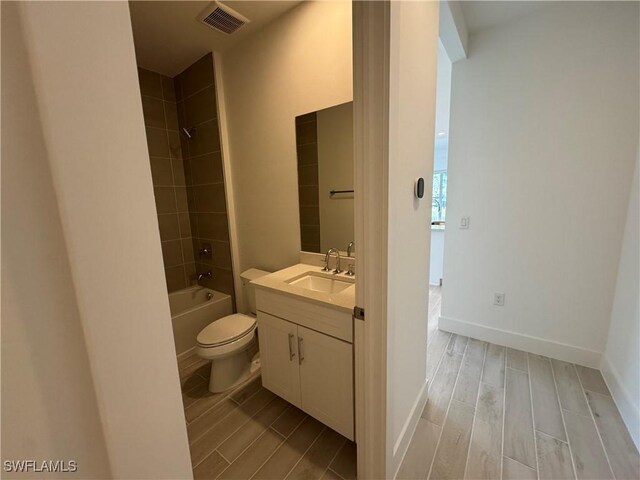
[295,102,354,254]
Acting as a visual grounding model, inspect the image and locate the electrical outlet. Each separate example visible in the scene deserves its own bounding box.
[494,292,505,306]
[459,216,470,229]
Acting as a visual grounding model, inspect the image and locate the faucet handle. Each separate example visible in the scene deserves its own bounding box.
[346,264,355,276]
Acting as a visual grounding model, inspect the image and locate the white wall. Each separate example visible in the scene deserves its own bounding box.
[430,230,445,285]
[6,2,193,477]
[2,4,112,476]
[317,102,355,253]
[602,148,640,449]
[386,2,439,476]
[220,1,353,291]
[441,2,639,366]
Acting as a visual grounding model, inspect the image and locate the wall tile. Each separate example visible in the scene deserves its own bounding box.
[154,187,177,214]
[184,262,196,284]
[172,159,186,186]
[181,54,214,97]
[297,164,318,186]
[174,75,184,102]
[168,130,183,159]
[165,102,179,131]
[162,240,184,267]
[161,75,176,102]
[301,225,320,246]
[194,184,226,212]
[295,121,317,145]
[141,96,166,128]
[149,157,173,186]
[298,185,319,206]
[191,152,223,185]
[182,238,195,263]
[296,111,316,125]
[187,119,220,157]
[165,265,187,292]
[296,144,318,165]
[158,213,180,241]
[196,213,229,241]
[138,67,163,99]
[178,212,192,238]
[185,85,217,125]
[175,186,189,212]
[146,127,170,157]
[299,206,320,226]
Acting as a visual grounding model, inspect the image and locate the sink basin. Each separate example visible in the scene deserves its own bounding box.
[287,273,352,294]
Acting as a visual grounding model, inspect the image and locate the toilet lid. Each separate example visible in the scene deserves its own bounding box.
[197,314,256,347]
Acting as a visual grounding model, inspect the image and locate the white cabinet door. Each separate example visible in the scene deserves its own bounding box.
[257,312,301,407]
[298,325,354,440]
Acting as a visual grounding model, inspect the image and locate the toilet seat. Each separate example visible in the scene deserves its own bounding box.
[197,313,257,348]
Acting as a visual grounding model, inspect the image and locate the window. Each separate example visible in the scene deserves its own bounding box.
[432,171,447,223]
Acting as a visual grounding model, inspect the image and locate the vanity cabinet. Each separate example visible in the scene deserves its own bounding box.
[257,310,354,440]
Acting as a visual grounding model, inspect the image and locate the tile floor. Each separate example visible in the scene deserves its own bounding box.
[399,287,640,480]
[178,353,357,480]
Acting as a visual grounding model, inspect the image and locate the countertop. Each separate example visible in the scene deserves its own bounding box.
[251,263,356,314]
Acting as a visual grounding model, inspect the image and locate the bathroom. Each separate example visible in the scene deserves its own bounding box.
[131,1,357,477]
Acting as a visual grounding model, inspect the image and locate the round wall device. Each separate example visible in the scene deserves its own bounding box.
[415,177,425,198]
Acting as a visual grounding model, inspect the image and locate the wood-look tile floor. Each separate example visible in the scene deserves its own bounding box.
[399,286,640,480]
[178,353,357,480]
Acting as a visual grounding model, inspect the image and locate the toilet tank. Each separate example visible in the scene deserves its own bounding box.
[240,268,270,314]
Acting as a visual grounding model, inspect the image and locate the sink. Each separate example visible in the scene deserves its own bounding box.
[287,273,353,294]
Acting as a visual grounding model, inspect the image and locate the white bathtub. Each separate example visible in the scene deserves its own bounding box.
[169,286,233,356]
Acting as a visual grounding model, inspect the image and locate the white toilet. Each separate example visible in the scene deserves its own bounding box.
[196,268,270,393]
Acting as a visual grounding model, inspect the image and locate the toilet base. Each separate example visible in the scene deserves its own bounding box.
[208,351,261,393]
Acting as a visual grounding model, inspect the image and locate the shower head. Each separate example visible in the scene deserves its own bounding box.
[182,127,196,139]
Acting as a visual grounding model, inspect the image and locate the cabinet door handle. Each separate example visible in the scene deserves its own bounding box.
[297,336,304,365]
[288,333,296,361]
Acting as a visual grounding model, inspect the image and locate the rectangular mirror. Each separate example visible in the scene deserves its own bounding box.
[295,102,354,254]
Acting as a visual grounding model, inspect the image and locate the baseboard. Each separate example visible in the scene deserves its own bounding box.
[600,355,640,451]
[438,315,602,368]
[390,380,428,479]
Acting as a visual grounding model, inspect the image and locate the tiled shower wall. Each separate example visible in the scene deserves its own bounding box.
[138,54,235,304]
[295,112,321,253]
[138,67,195,291]
[175,54,235,305]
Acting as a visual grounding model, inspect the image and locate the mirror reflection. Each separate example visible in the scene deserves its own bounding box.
[295,102,354,254]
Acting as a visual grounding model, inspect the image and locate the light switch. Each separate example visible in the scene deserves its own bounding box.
[459,216,470,229]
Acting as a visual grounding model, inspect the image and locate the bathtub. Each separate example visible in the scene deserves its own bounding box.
[169,286,233,356]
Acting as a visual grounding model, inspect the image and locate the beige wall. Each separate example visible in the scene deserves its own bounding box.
[442,2,639,365]
[602,147,640,449]
[220,0,353,299]
[317,102,355,253]
[386,2,439,476]
[1,4,111,476]
[5,2,193,477]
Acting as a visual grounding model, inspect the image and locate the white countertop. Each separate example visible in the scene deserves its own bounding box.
[251,263,356,314]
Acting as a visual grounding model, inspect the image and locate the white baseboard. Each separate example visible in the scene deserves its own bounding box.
[390,380,428,479]
[600,355,640,451]
[438,315,602,368]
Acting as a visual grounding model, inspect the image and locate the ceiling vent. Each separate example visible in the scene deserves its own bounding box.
[198,1,250,35]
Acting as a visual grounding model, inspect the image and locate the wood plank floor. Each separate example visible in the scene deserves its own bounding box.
[399,286,640,480]
[178,354,356,480]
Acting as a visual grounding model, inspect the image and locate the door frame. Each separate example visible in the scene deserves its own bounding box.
[353,1,391,478]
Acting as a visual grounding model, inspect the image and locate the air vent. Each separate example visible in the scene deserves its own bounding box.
[198,1,250,35]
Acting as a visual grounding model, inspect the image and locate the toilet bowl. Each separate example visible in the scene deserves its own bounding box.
[196,268,270,393]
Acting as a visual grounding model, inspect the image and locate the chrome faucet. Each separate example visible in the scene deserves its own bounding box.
[347,241,355,258]
[323,248,342,274]
[197,271,212,281]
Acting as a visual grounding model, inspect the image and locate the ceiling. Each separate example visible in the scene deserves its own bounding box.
[129,1,301,77]
[459,1,548,35]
